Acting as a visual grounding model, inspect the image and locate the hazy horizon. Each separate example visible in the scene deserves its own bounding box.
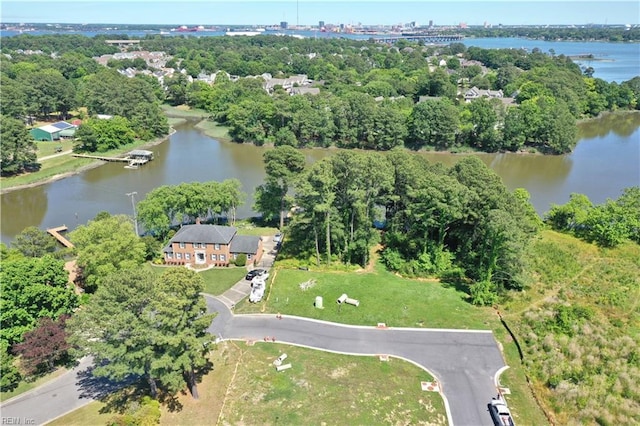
[2,1,639,27]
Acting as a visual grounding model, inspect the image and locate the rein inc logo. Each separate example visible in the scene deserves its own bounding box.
[2,419,35,425]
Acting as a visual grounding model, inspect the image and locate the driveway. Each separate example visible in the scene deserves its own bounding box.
[206,296,506,426]
[216,234,279,309]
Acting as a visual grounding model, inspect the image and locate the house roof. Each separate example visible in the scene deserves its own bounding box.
[37,121,75,134]
[168,224,237,245]
[129,149,153,157]
[230,235,260,254]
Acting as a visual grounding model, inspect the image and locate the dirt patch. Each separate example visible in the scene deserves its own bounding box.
[329,363,355,379]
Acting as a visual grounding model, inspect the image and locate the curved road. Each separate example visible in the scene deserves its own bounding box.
[0,296,506,426]
[206,296,506,426]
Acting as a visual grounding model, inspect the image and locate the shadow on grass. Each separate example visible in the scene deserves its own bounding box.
[438,269,473,300]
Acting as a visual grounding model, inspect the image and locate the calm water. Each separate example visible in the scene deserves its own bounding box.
[2,113,639,243]
[463,37,640,82]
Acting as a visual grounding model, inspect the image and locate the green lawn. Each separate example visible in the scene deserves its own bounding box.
[46,400,109,426]
[199,267,247,296]
[36,139,74,158]
[217,343,446,426]
[234,223,279,237]
[144,264,246,296]
[160,104,210,119]
[236,263,499,330]
[1,136,169,190]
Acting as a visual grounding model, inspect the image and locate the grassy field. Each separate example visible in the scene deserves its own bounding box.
[213,342,446,426]
[234,222,279,237]
[36,139,75,158]
[49,342,446,426]
[199,267,247,295]
[500,230,640,425]
[236,263,499,330]
[160,104,210,119]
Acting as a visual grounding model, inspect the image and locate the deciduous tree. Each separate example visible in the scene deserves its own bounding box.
[11,226,58,258]
[69,214,146,292]
[0,115,39,176]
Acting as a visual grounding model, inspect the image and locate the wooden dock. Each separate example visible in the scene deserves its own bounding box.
[72,154,130,162]
[72,151,153,168]
[47,225,74,248]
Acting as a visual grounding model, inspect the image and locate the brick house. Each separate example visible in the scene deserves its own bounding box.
[163,224,263,267]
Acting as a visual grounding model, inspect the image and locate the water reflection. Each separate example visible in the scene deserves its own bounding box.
[1,112,639,242]
[578,112,640,139]
[1,185,48,240]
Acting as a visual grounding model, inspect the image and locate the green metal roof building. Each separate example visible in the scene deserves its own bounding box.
[30,121,76,141]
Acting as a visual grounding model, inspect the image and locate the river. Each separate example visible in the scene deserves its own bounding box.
[1,112,638,243]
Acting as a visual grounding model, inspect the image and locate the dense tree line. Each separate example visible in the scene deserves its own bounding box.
[545,187,640,247]
[2,33,638,160]
[460,26,640,42]
[155,36,636,154]
[137,180,245,239]
[266,149,540,303]
[0,245,78,391]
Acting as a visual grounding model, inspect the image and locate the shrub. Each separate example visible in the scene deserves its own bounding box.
[234,253,247,267]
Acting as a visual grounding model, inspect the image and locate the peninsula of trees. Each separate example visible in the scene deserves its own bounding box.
[2,33,640,177]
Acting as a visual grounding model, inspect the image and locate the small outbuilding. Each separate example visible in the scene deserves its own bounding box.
[30,121,76,141]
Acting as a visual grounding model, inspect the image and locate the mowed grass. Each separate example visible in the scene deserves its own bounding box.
[1,137,168,190]
[169,342,445,426]
[36,139,74,158]
[199,267,247,296]
[51,342,446,426]
[146,263,246,296]
[237,263,499,330]
[46,400,109,426]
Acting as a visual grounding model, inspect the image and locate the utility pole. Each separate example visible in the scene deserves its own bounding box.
[126,192,139,236]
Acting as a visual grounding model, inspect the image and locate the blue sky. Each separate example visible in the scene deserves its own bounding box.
[2,1,639,26]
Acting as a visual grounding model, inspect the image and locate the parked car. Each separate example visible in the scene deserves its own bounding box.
[273,233,283,243]
[245,269,266,280]
[488,396,515,426]
[249,280,266,303]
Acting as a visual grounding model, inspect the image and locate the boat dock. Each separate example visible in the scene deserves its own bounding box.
[47,225,74,248]
[72,149,154,168]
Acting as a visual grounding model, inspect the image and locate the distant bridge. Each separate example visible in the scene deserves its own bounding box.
[375,34,464,44]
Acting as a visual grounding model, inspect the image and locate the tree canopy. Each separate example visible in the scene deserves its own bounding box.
[0,253,77,346]
[137,180,246,238]
[67,268,213,399]
[69,213,146,292]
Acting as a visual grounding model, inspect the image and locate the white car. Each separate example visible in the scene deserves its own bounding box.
[273,233,283,243]
[251,271,269,285]
[249,280,266,303]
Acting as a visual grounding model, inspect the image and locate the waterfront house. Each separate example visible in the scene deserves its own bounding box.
[163,224,263,267]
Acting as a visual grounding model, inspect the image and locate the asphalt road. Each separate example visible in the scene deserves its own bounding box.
[1,295,506,426]
[0,357,127,425]
[206,296,506,426]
